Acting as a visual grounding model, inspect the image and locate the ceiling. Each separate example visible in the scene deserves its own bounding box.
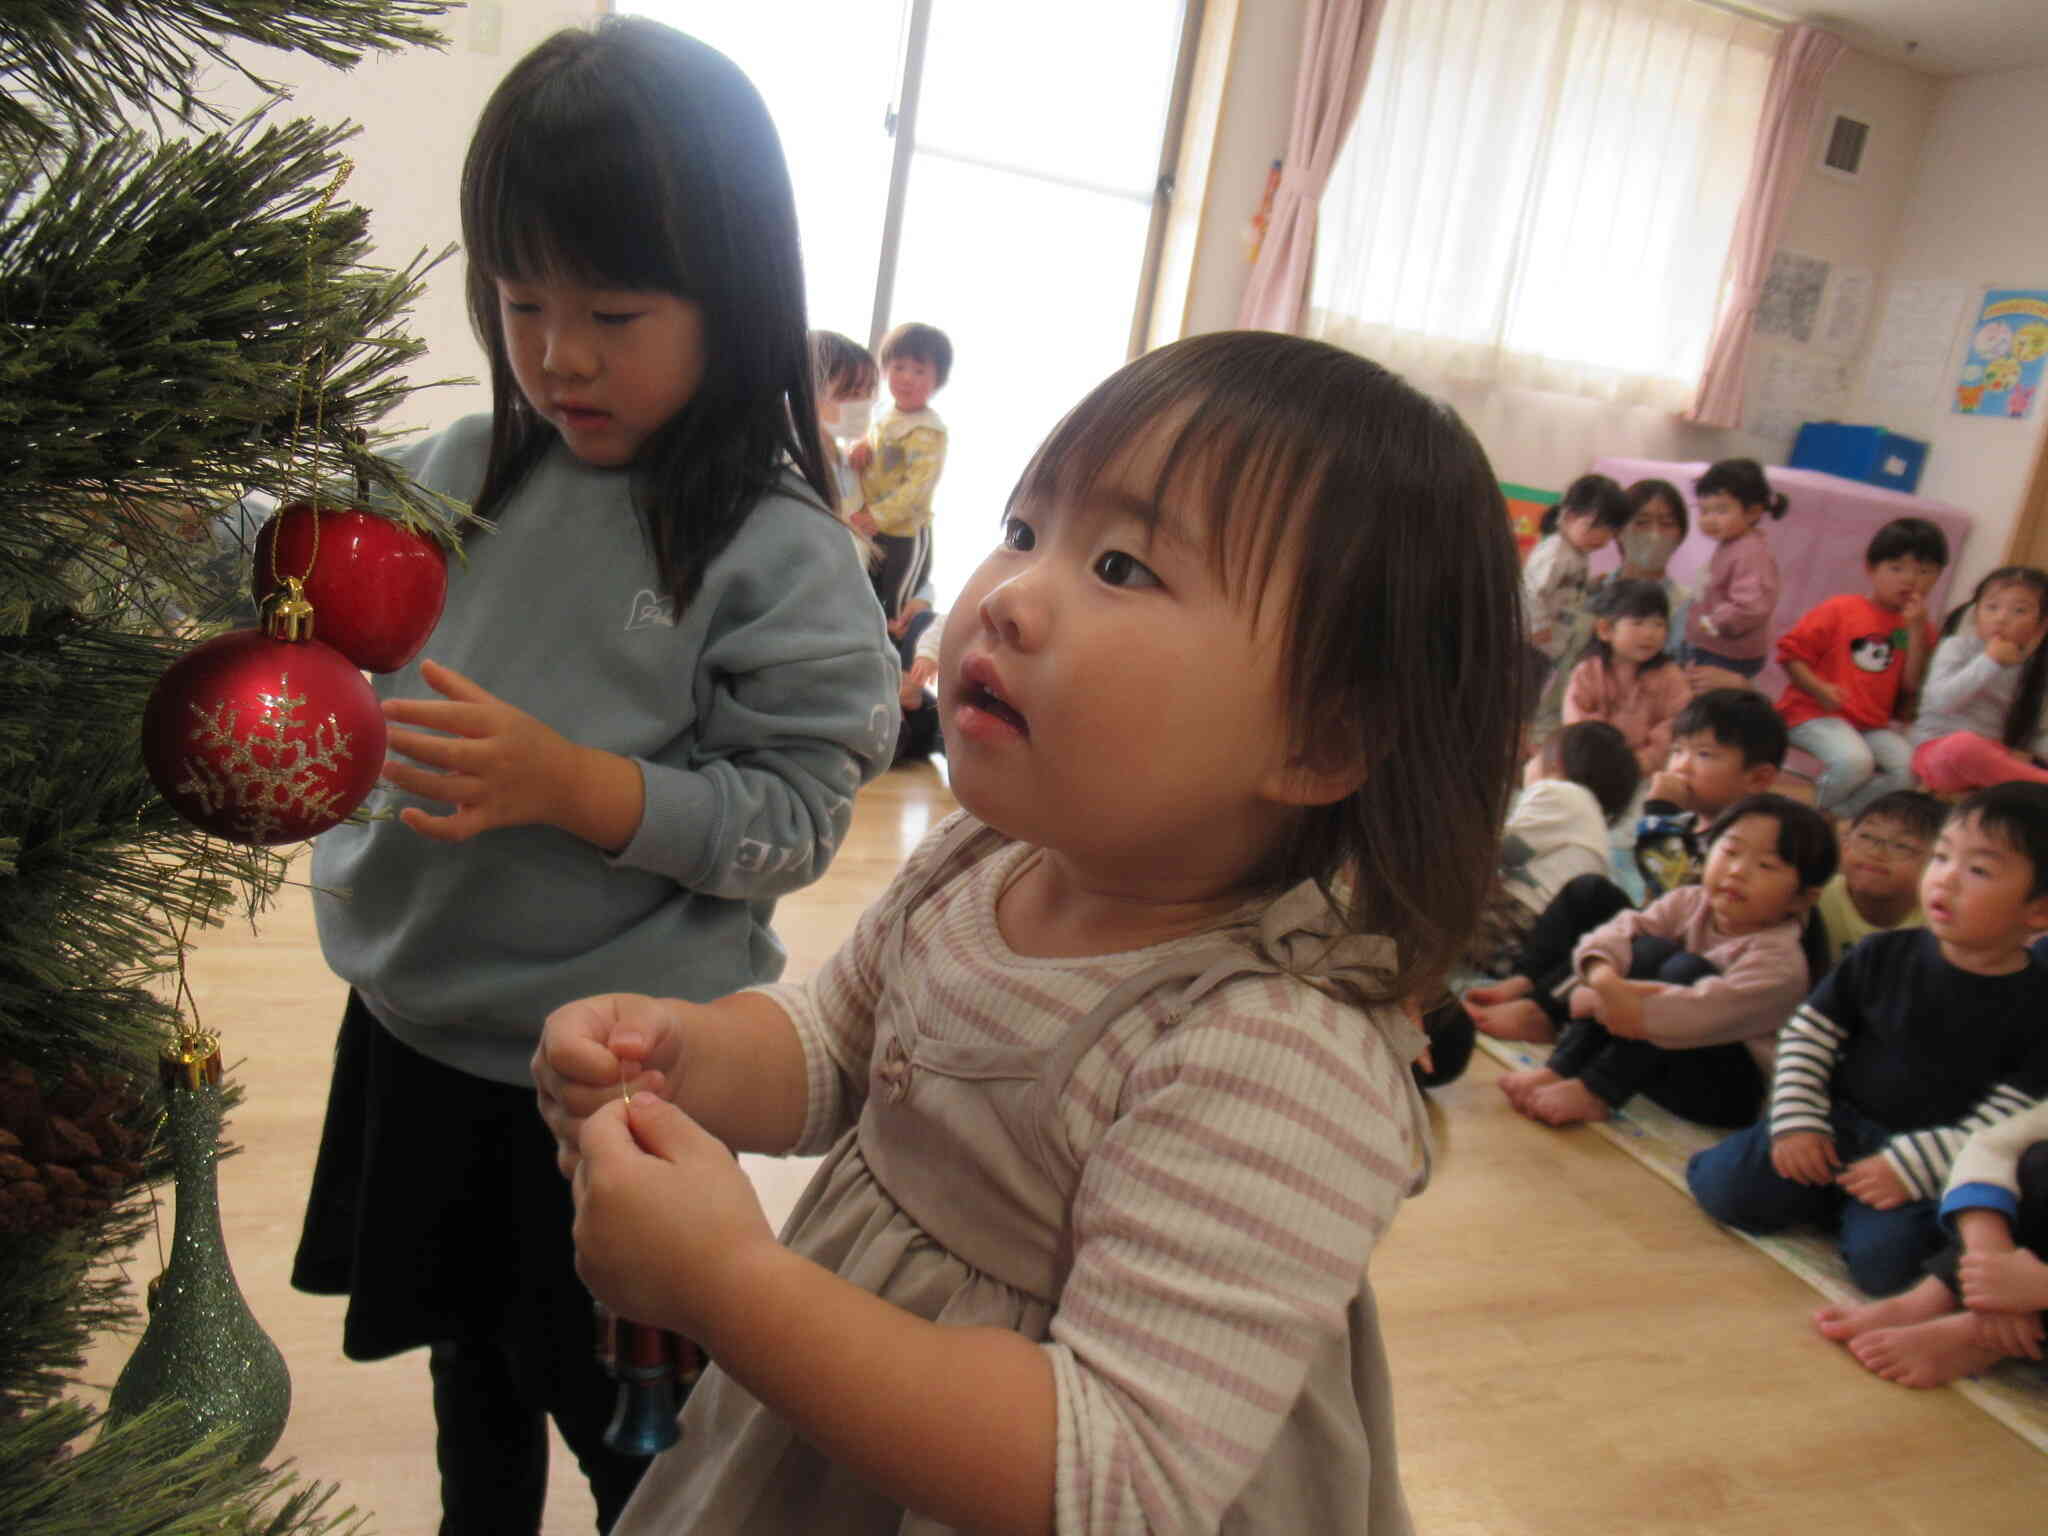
[1802,0,2048,77]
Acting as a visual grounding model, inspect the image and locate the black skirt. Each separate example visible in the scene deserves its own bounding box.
[293,991,592,1363]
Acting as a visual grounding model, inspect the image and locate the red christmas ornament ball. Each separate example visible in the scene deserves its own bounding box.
[142,629,387,846]
[253,502,447,673]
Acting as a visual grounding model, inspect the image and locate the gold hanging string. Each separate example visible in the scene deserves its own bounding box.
[267,158,356,613]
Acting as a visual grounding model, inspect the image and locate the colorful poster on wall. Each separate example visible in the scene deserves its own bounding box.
[1954,289,2048,419]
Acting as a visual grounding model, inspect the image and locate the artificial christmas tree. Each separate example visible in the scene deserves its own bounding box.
[0,2,459,1528]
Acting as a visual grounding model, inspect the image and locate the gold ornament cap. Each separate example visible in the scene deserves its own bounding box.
[160,1031,223,1092]
[263,575,316,643]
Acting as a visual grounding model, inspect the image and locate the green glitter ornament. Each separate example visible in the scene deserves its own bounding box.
[107,1033,291,1463]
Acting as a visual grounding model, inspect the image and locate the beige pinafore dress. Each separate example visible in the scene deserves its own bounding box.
[616,819,1429,1534]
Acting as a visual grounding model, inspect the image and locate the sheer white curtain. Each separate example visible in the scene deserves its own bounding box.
[1306,0,1777,408]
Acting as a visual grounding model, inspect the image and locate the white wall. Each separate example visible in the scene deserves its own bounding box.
[1862,63,2048,598]
[1178,15,1941,506]
[1180,0,1307,336]
[199,1,602,436]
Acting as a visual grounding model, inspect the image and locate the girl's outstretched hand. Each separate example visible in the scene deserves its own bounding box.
[534,993,687,1177]
[571,1093,773,1337]
[381,659,642,847]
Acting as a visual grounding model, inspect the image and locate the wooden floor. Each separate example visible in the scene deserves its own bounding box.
[82,764,2048,1534]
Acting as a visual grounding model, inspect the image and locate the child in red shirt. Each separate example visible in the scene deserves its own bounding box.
[1777,518,1946,817]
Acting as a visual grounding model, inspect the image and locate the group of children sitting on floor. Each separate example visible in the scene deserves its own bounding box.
[1436,462,2048,1395]
[1523,457,2048,816]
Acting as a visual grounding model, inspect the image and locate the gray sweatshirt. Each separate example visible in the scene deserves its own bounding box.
[310,417,899,1084]
[1910,631,2048,755]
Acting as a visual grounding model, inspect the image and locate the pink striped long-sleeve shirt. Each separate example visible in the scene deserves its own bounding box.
[755,815,1426,1531]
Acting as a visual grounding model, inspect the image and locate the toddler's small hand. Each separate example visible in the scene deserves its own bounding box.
[1769,1130,1839,1185]
[1959,1245,2048,1316]
[1987,637,2025,667]
[534,993,683,1177]
[899,656,939,709]
[1591,983,1648,1039]
[1897,592,1927,628]
[381,660,585,842]
[571,1094,774,1337]
[1836,1153,1911,1209]
[847,441,873,472]
[1566,984,1601,1021]
[1645,769,1692,807]
[849,508,878,537]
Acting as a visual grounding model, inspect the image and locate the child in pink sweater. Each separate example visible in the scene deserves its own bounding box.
[1500,793,1834,1130]
[1564,579,1692,774]
[1683,459,1788,680]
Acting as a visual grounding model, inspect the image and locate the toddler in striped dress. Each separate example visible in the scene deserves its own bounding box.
[533,331,1530,1534]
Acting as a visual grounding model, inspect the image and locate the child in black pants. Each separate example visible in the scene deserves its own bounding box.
[1688,785,2048,1299]
[1496,794,1834,1128]
[1418,689,1784,1089]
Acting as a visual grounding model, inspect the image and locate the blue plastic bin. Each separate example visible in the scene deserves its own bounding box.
[1789,421,1928,494]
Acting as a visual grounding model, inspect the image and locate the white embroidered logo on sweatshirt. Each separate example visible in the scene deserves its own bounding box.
[625,589,674,630]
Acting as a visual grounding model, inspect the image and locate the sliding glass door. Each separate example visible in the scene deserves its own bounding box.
[625,0,1190,604]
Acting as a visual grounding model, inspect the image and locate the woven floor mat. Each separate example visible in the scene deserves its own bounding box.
[1471,1034,2048,1455]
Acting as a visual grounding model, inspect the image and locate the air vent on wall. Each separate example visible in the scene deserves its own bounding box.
[1819,112,1870,180]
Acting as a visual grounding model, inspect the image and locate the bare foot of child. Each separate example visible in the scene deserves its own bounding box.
[1848,1312,2007,1389]
[1462,976,1532,1008]
[1522,1076,1610,1127]
[1468,996,1555,1043]
[1498,1066,1558,1109]
[1813,1277,1951,1343]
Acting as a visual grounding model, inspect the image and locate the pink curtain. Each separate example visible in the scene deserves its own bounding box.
[1686,23,1845,427]
[1235,0,1388,334]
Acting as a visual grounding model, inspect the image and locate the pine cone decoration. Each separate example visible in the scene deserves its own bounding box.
[0,1058,148,1234]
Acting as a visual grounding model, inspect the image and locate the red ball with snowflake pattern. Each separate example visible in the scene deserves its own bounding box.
[142,629,386,846]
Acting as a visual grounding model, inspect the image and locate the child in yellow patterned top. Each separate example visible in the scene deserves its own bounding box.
[849,320,951,619]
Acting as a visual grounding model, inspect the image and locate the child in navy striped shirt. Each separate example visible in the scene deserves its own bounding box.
[1687,784,2048,1298]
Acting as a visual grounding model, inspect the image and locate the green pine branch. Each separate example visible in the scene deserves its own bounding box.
[0,1396,368,1534]
[0,0,449,147]
[0,112,470,632]
[1,4,457,1529]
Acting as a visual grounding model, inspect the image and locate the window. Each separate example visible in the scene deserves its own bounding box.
[1307,0,1777,408]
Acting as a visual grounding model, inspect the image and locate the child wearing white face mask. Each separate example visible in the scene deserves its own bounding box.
[810,330,878,519]
[1618,479,1692,654]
